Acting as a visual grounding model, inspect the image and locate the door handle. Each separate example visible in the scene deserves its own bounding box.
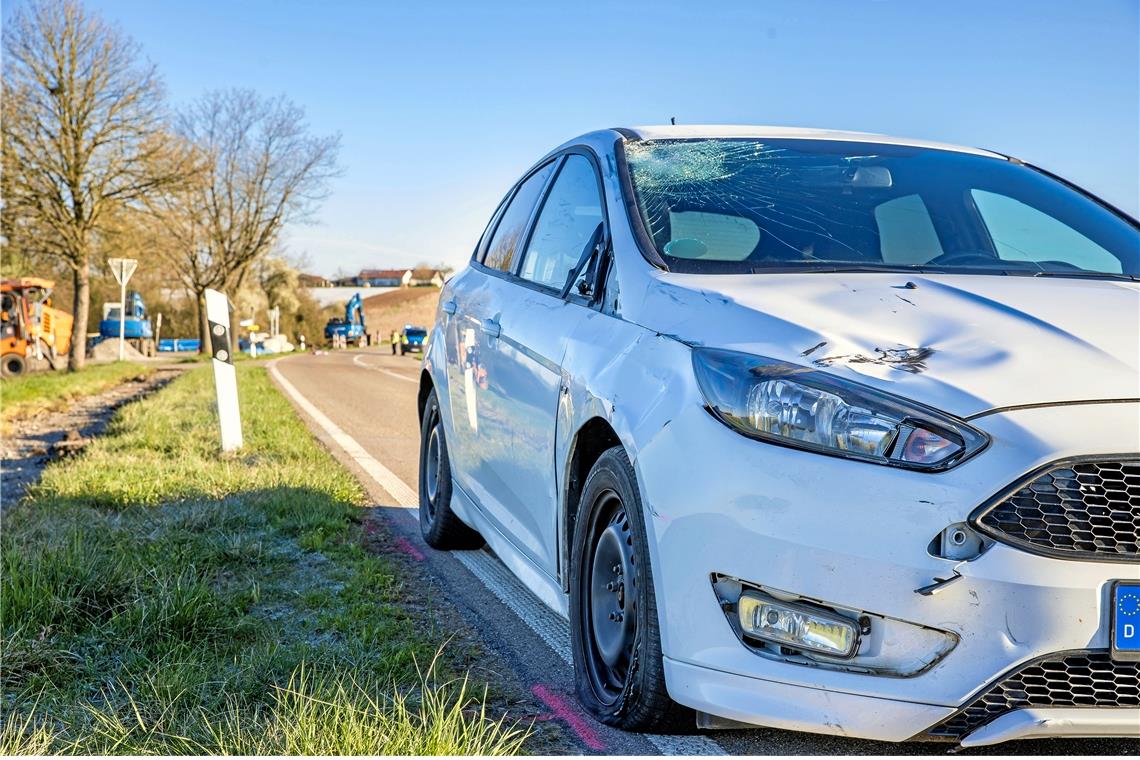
[441,299,457,315]
[482,318,501,339]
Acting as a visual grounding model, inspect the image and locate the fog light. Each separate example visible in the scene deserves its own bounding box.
[738,592,858,658]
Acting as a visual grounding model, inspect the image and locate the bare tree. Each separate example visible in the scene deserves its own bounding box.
[2,0,179,370]
[153,89,341,349]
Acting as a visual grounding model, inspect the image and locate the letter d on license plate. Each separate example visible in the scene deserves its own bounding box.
[1112,581,1140,662]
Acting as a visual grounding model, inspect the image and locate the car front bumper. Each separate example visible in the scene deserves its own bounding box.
[635,399,1140,744]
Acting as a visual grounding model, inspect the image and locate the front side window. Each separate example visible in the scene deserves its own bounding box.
[483,161,556,272]
[624,139,1138,277]
[519,155,604,291]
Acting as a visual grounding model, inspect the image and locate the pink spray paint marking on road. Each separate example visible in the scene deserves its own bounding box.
[393,536,426,561]
[531,684,606,751]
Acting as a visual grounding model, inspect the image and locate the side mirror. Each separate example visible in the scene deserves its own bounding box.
[561,223,607,301]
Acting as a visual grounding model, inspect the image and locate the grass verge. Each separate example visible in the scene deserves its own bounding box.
[0,365,528,754]
[0,362,153,425]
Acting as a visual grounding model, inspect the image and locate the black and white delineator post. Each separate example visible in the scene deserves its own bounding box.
[205,288,243,451]
[107,258,138,362]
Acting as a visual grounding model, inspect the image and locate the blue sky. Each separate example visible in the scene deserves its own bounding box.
[6,0,1138,276]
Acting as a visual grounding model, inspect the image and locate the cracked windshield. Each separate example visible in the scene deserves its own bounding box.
[625,139,1138,276]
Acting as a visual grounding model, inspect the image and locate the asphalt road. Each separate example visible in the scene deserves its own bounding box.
[272,347,1135,756]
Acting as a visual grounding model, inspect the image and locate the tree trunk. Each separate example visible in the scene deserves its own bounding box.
[67,264,90,372]
[197,291,210,355]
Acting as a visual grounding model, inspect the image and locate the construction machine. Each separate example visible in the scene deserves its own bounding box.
[98,290,156,356]
[0,277,74,377]
[324,292,367,347]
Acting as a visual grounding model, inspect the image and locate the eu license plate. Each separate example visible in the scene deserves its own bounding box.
[1112,581,1140,662]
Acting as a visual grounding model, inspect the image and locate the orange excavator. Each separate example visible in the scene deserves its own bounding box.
[1,277,73,377]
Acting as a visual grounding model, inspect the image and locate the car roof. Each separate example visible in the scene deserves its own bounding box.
[615,125,1005,159]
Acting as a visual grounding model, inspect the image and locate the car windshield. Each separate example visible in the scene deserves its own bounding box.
[405,329,427,338]
[623,138,1139,277]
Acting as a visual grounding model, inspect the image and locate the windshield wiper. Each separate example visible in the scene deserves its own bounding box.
[748,263,929,275]
[1027,270,1138,282]
[746,263,1138,281]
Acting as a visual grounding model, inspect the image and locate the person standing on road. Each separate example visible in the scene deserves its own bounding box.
[390,329,399,355]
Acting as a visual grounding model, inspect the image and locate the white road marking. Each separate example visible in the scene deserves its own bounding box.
[449,548,723,755]
[270,358,725,756]
[352,353,419,384]
[452,548,572,663]
[269,360,419,508]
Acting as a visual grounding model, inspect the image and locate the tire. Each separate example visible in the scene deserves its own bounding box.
[1,353,27,377]
[569,446,693,732]
[418,387,483,549]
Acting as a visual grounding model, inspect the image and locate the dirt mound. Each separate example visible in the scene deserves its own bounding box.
[89,337,145,362]
[363,286,442,341]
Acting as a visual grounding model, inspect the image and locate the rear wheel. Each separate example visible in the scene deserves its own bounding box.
[570,446,692,732]
[1,353,27,377]
[418,388,483,549]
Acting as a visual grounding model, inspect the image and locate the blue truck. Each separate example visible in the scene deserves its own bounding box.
[324,292,367,347]
[98,290,156,356]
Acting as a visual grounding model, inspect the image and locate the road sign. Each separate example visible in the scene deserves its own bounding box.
[107,258,138,361]
[108,258,138,285]
[205,288,243,452]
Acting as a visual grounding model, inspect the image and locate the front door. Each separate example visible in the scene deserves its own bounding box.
[443,159,558,538]
[475,153,606,578]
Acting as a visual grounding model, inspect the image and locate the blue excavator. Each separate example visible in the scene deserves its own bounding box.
[98,290,156,356]
[324,292,367,347]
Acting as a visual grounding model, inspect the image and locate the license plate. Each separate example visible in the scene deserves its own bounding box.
[1111,581,1140,662]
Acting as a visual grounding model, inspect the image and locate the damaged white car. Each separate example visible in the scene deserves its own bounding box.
[417,125,1140,746]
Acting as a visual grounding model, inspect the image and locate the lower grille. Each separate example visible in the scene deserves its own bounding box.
[975,459,1140,561]
[928,651,1140,739]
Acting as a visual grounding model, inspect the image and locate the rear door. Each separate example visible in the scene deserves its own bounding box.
[476,153,607,577]
[442,161,557,500]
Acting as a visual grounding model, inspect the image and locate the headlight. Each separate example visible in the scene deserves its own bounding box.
[692,348,987,471]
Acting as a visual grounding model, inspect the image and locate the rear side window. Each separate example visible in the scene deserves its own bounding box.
[474,197,509,262]
[519,155,604,290]
[483,162,556,272]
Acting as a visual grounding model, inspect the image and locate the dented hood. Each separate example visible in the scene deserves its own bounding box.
[634,271,1140,417]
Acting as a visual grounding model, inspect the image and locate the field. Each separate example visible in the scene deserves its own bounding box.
[0,365,527,754]
[363,286,442,340]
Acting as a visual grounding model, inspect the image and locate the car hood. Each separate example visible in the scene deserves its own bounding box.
[632,271,1140,417]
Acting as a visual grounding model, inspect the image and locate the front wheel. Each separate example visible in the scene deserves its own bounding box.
[569,446,692,732]
[418,388,483,549]
[1,353,27,377]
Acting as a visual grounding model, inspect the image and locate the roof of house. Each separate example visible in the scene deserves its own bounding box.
[358,268,411,279]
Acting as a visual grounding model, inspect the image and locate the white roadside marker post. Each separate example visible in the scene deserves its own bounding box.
[107,258,138,362]
[205,288,243,451]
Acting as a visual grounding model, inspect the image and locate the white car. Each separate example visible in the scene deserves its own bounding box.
[417,126,1139,747]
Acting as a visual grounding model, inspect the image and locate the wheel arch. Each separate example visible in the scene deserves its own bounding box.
[417,368,434,424]
[560,415,625,591]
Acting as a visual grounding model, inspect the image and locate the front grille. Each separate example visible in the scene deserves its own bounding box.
[975,459,1140,561]
[928,651,1140,739]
